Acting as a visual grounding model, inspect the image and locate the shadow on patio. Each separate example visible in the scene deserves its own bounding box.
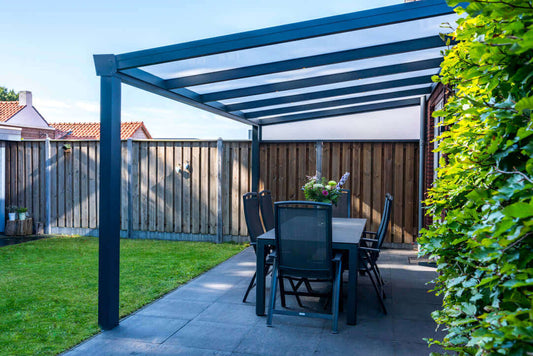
[64,248,445,356]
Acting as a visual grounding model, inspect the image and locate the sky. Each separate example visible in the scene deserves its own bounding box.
[1,0,401,139]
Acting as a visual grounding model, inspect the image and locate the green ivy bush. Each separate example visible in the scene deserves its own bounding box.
[418,1,533,355]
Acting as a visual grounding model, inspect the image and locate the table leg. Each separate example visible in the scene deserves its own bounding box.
[347,245,358,325]
[256,241,266,316]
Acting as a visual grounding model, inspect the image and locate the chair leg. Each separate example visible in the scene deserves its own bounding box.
[267,265,278,327]
[367,268,387,314]
[242,272,256,303]
[279,273,287,308]
[331,262,342,334]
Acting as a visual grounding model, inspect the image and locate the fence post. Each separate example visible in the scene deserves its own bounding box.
[127,138,133,239]
[44,137,51,234]
[217,138,224,243]
[316,141,323,179]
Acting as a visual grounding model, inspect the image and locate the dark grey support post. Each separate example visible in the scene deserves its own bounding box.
[418,96,426,235]
[251,125,260,192]
[95,54,122,331]
[316,141,323,179]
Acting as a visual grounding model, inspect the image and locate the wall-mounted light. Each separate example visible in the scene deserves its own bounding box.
[175,164,182,174]
[184,161,192,173]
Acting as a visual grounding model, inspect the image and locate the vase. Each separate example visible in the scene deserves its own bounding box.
[18,212,26,221]
[8,213,16,221]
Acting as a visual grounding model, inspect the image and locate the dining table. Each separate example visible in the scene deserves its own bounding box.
[255,217,366,325]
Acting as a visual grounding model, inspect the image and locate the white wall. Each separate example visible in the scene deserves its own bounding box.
[7,106,51,129]
[261,106,420,141]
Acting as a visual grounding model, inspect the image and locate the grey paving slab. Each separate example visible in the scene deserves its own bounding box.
[98,314,189,343]
[165,320,250,352]
[64,248,446,356]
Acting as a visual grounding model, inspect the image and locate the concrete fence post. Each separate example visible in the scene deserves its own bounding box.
[216,138,224,243]
[316,141,323,179]
[44,137,51,234]
[127,138,133,239]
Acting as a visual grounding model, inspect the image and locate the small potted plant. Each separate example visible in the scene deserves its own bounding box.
[63,143,72,153]
[7,206,17,221]
[17,207,28,221]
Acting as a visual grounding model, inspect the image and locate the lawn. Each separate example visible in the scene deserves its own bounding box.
[0,236,246,355]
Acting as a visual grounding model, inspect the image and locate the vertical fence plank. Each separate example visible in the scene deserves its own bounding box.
[156,142,165,232]
[239,142,249,236]
[371,143,383,232]
[200,142,209,235]
[392,144,405,243]
[182,144,191,234]
[132,141,140,231]
[404,144,416,243]
[222,142,230,236]
[88,142,97,229]
[382,143,394,242]
[64,145,73,228]
[57,145,65,227]
[148,142,157,231]
[164,142,174,233]
[191,143,201,235]
[80,142,89,228]
[139,141,148,231]
[173,143,183,233]
[73,142,81,228]
[31,142,40,223]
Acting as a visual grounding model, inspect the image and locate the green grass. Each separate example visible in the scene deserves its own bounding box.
[0,236,246,355]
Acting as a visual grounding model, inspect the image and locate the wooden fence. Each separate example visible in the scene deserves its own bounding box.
[5,139,418,244]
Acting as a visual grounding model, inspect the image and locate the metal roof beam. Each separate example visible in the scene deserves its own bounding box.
[256,98,421,125]
[115,69,255,126]
[226,75,434,112]
[202,57,442,102]
[115,0,459,70]
[165,36,448,89]
[244,87,431,119]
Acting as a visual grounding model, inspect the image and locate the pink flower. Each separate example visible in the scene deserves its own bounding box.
[322,190,329,196]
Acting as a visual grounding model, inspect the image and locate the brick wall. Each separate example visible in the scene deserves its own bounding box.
[423,83,450,227]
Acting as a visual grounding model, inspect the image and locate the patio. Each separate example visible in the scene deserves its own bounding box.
[64,247,444,356]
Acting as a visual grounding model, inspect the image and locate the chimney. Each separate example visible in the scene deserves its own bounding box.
[19,91,32,107]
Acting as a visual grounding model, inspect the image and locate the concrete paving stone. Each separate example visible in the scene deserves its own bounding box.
[195,302,262,326]
[314,331,395,356]
[136,299,210,320]
[99,314,189,344]
[63,338,156,355]
[390,301,440,322]
[393,341,449,356]
[164,320,250,352]
[164,284,230,302]
[234,323,322,356]
[332,313,394,339]
[392,318,445,344]
[154,344,232,355]
[390,286,442,305]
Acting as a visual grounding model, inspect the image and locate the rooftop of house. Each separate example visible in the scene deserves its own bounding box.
[0,101,25,122]
[50,121,152,140]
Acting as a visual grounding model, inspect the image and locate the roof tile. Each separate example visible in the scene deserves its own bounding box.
[0,101,25,122]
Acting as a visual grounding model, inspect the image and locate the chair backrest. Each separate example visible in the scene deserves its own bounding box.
[368,193,393,253]
[258,190,275,231]
[275,201,333,279]
[332,188,351,218]
[243,192,265,245]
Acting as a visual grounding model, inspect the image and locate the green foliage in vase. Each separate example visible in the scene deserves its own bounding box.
[302,176,341,204]
[418,1,533,355]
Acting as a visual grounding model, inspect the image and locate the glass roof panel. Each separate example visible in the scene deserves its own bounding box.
[254,94,424,120]
[240,83,432,113]
[217,69,439,104]
[141,14,456,80]
[187,47,444,94]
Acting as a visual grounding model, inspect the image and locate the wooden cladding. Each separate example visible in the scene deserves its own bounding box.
[6,140,418,243]
[259,142,419,244]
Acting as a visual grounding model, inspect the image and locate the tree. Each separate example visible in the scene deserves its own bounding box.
[419,1,533,354]
[0,87,19,101]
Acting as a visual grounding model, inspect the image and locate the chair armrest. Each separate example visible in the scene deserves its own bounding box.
[361,238,378,243]
[364,231,377,235]
[359,246,380,253]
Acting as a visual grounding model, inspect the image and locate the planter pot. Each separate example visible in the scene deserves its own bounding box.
[18,212,26,221]
[8,213,16,221]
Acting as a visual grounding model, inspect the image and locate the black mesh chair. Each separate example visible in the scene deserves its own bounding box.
[359,193,393,314]
[242,192,271,303]
[267,201,343,333]
[332,188,351,218]
[258,190,275,231]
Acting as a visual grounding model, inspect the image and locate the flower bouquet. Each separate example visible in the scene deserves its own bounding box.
[302,172,350,205]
